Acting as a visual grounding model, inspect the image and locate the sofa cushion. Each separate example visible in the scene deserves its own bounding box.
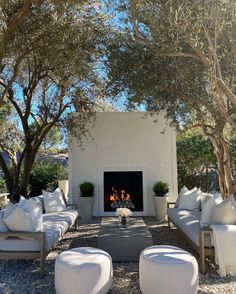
[43,188,67,213]
[200,194,223,227]
[4,201,17,219]
[178,187,200,210]
[211,198,236,225]
[200,192,214,210]
[0,210,8,232]
[19,198,43,232]
[0,210,8,240]
[0,210,78,252]
[175,186,189,208]
[167,208,212,247]
[31,195,44,213]
[3,206,34,232]
[227,194,236,209]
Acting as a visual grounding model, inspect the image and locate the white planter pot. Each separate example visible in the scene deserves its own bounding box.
[78,197,94,221]
[153,195,168,222]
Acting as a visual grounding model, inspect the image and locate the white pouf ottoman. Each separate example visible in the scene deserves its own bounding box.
[139,245,198,294]
[55,247,113,294]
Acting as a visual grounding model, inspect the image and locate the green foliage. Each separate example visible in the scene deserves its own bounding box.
[79,181,95,197]
[29,161,67,197]
[40,126,62,153]
[0,1,108,198]
[177,129,217,190]
[105,0,236,196]
[0,179,7,193]
[153,181,169,196]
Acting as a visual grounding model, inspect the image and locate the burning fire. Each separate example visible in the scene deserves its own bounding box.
[110,187,135,209]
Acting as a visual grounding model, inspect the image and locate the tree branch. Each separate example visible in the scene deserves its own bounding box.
[0,54,26,107]
[0,0,31,67]
[155,50,203,62]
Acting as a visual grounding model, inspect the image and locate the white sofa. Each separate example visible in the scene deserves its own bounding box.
[167,204,213,274]
[0,197,78,277]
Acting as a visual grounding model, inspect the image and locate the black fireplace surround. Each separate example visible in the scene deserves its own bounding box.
[104,171,143,212]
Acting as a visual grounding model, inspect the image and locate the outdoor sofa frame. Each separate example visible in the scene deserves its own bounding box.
[0,203,78,277]
[167,202,214,274]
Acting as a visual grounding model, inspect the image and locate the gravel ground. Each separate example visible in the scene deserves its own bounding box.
[0,217,236,294]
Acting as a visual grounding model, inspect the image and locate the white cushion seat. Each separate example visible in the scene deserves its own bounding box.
[167,208,212,247]
[139,245,198,294]
[55,247,113,294]
[0,210,78,251]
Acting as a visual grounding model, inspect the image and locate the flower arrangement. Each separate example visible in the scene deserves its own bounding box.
[116,208,132,218]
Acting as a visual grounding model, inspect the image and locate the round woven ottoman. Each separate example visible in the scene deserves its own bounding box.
[55,247,113,294]
[139,245,198,294]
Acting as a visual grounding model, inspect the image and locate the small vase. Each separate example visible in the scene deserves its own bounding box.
[121,216,127,226]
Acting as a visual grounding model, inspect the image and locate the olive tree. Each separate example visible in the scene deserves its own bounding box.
[0,0,107,200]
[105,0,236,196]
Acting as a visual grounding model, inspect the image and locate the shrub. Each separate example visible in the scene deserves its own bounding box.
[79,182,95,197]
[0,179,7,193]
[177,130,217,191]
[153,181,169,196]
[29,160,67,196]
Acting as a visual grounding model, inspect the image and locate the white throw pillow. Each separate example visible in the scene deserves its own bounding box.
[43,188,67,213]
[178,187,200,210]
[227,194,236,210]
[175,186,189,208]
[3,206,34,232]
[19,198,43,231]
[0,210,8,240]
[200,192,211,207]
[211,198,236,225]
[18,195,27,206]
[200,195,222,227]
[3,198,43,232]
[0,210,8,235]
[4,201,17,219]
[31,195,44,213]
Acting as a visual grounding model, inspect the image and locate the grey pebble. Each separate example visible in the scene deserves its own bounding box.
[0,217,235,293]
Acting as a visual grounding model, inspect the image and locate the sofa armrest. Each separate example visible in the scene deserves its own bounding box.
[0,231,45,239]
[0,231,46,277]
[0,231,45,252]
[167,202,176,208]
[67,204,78,210]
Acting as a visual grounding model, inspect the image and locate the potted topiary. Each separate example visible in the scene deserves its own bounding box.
[153,181,169,222]
[79,182,95,221]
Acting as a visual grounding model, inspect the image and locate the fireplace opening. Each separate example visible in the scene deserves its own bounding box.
[104,171,143,212]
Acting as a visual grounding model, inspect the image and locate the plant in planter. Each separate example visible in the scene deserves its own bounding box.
[79,182,95,221]
[79,182,95,197]
[153,181,169,222]
[153,181,169,197]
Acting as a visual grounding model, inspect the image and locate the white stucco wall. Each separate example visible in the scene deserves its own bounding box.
[68,112,178,216]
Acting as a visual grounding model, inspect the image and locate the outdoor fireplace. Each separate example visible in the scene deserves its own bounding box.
[104,171,143,212]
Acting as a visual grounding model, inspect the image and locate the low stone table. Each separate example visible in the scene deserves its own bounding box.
[97,217,153,262]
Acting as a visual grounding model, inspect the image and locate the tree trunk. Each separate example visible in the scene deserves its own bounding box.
[20,149,35,197]
[214,144,228,195]
[221,138,235,195]
[210,136,235,197]
[0,153,13,194]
